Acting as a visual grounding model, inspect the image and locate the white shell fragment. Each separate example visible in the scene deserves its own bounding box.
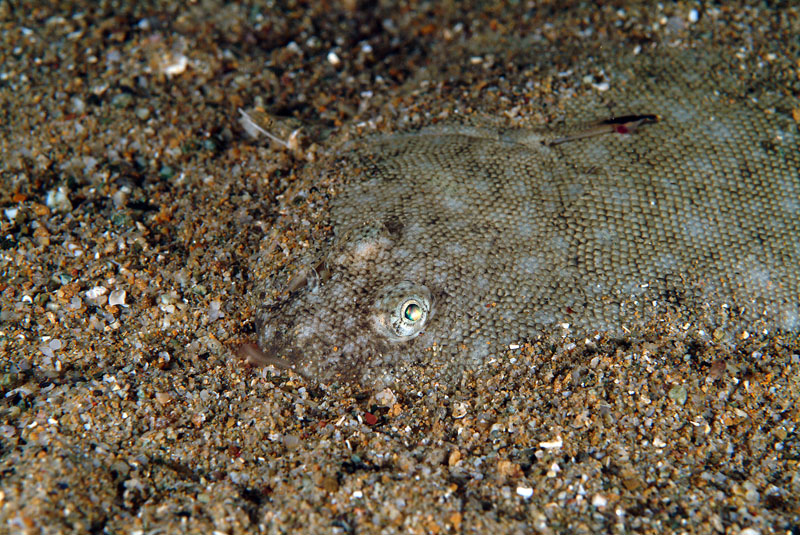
[108,290,127,307]
[161,54,189,76]
[539,436,563,449]
[85,286,108,305]
[516,486,534,499]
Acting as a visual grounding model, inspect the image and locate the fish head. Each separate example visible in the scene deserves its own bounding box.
[253,219,442,384]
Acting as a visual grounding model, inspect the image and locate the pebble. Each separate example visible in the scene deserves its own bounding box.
[45,188,72,213]
[326,51,341,66]
[208,300,223,321]
[135,107,150,120]
[516,486,534,499]
[668,384,688,405]
[161,54,189,76]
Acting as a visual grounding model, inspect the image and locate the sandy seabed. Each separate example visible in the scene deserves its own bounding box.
[1,1,799,534]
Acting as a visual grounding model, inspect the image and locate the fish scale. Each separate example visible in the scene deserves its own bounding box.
[251,48,800,385]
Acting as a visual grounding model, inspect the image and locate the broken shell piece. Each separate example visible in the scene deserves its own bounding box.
[108,290,127,307]
[238,108,308,156]
[373,388,397,408]
[451,401,469,419]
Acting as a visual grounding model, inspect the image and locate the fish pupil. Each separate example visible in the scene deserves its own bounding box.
[403,302,422,322]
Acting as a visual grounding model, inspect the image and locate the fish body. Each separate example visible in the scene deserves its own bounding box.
[252,50,800,385]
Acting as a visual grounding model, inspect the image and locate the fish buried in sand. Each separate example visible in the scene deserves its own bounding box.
[245,50,800,386]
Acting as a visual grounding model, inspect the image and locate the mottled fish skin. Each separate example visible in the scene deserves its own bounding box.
[253,49,800,385]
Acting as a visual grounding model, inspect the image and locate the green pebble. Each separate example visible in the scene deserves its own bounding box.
[135,107,150,120]
[668,385,688,406]
[111,93,133,108]
[112,212,130,227]
[159,165,174,179]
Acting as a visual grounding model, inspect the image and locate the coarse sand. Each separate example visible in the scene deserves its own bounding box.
[1,2,799,534]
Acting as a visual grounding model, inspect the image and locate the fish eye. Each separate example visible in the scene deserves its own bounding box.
[372,281,432,342]
[403,301,422,322]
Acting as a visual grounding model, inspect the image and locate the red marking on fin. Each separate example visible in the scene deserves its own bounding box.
[546,114,658,146]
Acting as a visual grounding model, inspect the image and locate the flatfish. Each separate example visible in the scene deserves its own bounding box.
[246,48,800,385]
